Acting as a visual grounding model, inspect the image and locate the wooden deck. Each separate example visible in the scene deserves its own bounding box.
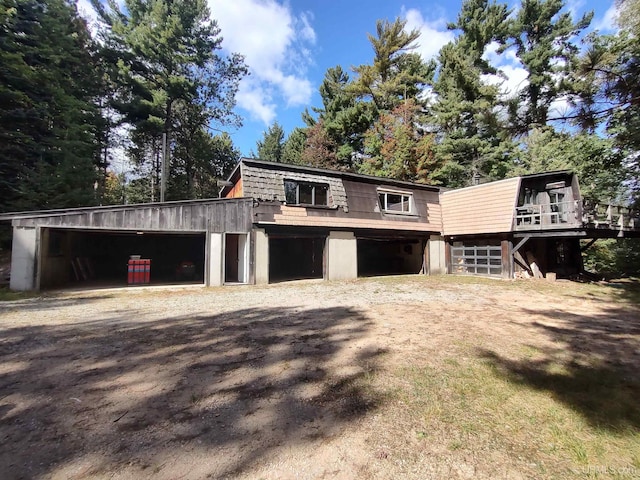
[514,200,640,234]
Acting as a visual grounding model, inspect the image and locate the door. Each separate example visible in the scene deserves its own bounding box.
[450,241,502,276]
[225,233,248,283]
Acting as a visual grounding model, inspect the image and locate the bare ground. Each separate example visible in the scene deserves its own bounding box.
[0,276,638,479]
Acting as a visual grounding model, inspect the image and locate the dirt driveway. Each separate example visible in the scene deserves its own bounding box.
[0,277,638,479]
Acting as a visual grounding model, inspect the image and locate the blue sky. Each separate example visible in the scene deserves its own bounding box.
[78,0,620,159]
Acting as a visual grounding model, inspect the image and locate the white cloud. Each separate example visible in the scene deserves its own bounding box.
[277,74,313,107]
[594,4,619,32]
[403,8,455,61]
[210,0,316,124]
[299,12,316,44]
[76,0,99,32]
[482,42,528,99]
[236,80,277,124]
[566,0,585,20]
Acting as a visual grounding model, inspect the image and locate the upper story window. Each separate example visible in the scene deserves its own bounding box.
[284,180,329,206]
[378,189,412,214]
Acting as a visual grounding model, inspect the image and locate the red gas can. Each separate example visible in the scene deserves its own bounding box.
[127,258,151,284]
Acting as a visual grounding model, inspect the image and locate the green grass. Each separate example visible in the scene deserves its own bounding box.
[0,287,35,301]
[361,273,640,306]
[366,345,640,479]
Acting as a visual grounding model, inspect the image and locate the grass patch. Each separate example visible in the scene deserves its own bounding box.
[370,353,640,479]
[0,287,36,301]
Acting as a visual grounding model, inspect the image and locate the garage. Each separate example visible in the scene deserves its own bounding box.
[39,228,206,289]
[450,240,502,276]
[2,198,254,291]
[357,238,425,277]
[268,235,325,282]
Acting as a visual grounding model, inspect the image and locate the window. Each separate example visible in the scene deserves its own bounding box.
[378,190,412,213]
[284,180,329,206]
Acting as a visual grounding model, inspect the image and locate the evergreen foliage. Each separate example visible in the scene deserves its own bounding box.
[0,0,638,228]
[502,0,593,134]
[430,0,513,187]
[302,66,373,170]
[360,100,438,183]
[0,0,102,211]
[351,18,435,112]
[256,122,285,162]
[281,127,307,165]
[91,0,247,202]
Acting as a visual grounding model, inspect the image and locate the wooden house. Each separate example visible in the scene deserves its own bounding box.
[442,171,639,279]
[220,159,445,283]
[1,160,637,291]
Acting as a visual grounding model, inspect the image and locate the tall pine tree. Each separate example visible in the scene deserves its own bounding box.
[430,0,513,187]
[255,121,285,162]
[502,0,593,134]
[0,0,102,211]
[92,0,247,201]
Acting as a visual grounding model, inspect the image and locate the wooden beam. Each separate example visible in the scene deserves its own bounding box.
[501,240,513,279]
[514,256,533,277]
[514,231,588,238]
[512,236,530,254]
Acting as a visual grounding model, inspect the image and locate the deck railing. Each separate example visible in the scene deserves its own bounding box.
[583,203,640,230]
[515,200,640,231]
[515,200,581,229]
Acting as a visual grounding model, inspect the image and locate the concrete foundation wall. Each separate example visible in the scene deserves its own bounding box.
[327,231,357,281]
[428,235,446,275]
[10,227,38,291]
[208,233,223,286]
[254,229,269,285]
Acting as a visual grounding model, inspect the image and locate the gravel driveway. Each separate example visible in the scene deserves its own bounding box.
[0,277,637,479]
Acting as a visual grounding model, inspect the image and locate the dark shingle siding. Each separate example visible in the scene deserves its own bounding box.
[242,164,348,207]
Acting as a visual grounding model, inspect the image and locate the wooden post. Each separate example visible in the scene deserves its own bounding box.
[501,239,512,279]
[422,240,429,275]
[444,240,451,274]
[160,132,167,203]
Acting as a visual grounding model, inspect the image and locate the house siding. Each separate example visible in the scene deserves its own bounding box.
[251,178,442,233]
[441,177,520,236]
[241,163,348,207]
[10,198,254,234]
[224,178,243,198]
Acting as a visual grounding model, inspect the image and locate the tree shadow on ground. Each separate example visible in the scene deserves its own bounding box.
[0,305,384,479]
[479,304,640,432]
[0,293,115,311]
[567,278,640,306]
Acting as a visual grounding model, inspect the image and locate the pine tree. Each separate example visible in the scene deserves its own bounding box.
[170,128,239,200]
[91,0,247,201]
[430,0,512,187]
[302,66,373,170]
[281,127,307,165]
[0,0,102,211]
[256,122,285,162]
[360,100,438,183]
[300,122,340,169]
[503,0,593,134]
[351,18,435,112]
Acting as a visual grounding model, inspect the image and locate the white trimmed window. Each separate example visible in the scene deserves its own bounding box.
[378,189,412,213]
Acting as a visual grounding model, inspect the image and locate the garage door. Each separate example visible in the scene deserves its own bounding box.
[357,238,424,277]
[450,241,502,276]
[269,236,325,282]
